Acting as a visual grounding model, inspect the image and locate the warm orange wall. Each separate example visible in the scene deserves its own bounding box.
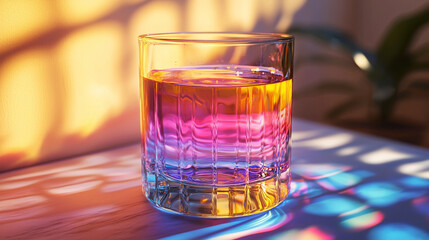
[0,0,305,172]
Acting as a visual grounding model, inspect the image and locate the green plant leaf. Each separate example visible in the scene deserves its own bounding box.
[296,54,357,69]
[326,98,363,119]
[295,80,356,98]
[376,6,429,68]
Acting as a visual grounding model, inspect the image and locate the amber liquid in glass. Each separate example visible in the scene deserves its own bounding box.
[140,65,292,217]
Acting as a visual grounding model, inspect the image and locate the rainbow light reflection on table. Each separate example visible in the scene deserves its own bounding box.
[0,119,428,239]
[153,120,429,239]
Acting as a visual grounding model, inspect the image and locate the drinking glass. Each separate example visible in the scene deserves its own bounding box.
[138,32,293,218]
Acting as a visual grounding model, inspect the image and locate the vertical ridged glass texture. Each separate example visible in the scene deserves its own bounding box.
[140,65,292,217]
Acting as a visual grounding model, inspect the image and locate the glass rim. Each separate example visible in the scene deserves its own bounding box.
[139,32,294,44]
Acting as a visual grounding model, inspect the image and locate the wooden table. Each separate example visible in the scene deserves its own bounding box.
[1,119,429,240]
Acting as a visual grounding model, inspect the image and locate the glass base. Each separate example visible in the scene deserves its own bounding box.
[144,168,290,218]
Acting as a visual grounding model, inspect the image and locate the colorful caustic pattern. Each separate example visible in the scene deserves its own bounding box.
[0,120,428,239]
[140,65,292,217]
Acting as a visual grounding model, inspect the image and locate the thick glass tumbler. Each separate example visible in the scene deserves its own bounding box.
[139,33,293,218]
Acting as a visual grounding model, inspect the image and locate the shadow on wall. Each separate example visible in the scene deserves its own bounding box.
[0,0,306,172]
[0,119,428,239]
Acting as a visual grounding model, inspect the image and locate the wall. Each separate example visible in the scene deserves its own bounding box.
[0,0,305,172]
[1,0,427,172]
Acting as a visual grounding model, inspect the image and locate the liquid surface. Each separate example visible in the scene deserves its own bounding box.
[140,65,292,217]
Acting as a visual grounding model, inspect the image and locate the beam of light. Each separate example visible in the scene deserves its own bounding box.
[2,156,109,182]
[0,196,46,212]
[57,22,124,137]
[302,192,385,231]
[293,133,353,150]
[293,164,350,180]
[354,182,425,207]
[349,170,375,178]
[158,209,290,240]
[303,195,364,216]
[187,0,223,32]
[0,0,54,53]
[339,205,369,217]
[353,52,371,70]
[224,0,258,31]
[359,147,413,164]
[368,223,429,240]
[106,172,139,182]
[130,0,181,36]
[291,130,320,141]
[316,172,362,191]
[290,181,308,197]
[399,176,429,188]
[398,160,429,179]
[51,168,136,178]
[207,209,291,240]
[80,155,111,166]
[289,180,324,200]
[0,0,306,172]
[47,180,102,195]
[0,179,40,191]
[102,180,140,192]
[0,205,48,222]
[57,0,121,26]
[130,1,183,74]
[0,49,53,162]
[336,146,362,156]
[267,226,334,240]
[158,219,248,240]
[117,153,140,161]
[341,210,384,231]
[67,205,119,218]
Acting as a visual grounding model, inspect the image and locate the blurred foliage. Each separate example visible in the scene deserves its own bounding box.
[290,6,429,125]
